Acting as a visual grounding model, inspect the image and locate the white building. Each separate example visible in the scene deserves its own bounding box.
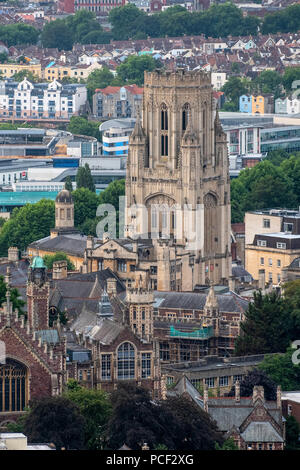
[211,72,227,91]
[0,78,87,120]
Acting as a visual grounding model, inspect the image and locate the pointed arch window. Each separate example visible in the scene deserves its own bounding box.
[0,360,27,412]
[117,342,135,380]
[182,103,190,131]
[160,104,168,157]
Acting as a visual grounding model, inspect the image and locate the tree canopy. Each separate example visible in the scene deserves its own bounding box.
[105,383,224,450]
[75,164,96,193]
[231,154,300,223]
[234,290,295,356]
[226,369,277,401]
[0,275,25,315]
[24,396,86,450]
[0,23,39,47]
[67,116,101,141]
[43,252,75,271]
[116,55,159,86]
[64,380,112,449]
[0,199,55,257]
[258,347,300,392]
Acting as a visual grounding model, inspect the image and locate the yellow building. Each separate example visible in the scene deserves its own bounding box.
[245,210,300,286]
[0,63,42,79]
[43,62,103,82]
[252,95,265,114]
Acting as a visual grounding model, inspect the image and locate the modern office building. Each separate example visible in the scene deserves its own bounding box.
[260,126,300,153]
[100,118,135,156]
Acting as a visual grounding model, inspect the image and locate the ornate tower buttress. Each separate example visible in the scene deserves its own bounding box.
[27,256,50,330]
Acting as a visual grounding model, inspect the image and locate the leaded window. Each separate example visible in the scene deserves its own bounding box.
[117,342,135,380]
[0,360,27,412]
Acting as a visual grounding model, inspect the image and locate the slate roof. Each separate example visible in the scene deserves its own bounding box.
[28,234,88,257]
[152,291,249,313]
[35,329,60,344]
[241,422,284,443]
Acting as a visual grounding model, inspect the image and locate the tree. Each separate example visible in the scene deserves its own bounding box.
[0,52,8,63]
[12,70,39,83]
[64,176,73,192]
[253,70,282,99]
[109,4,146,41]
[41,19,73,51]
[221,76,249,110]
[65,10,111,45]
[226,369,277,401]
[98,179,125,237]
[24,396,86,450]
[65,380,112,449]
[86,66,117,102]
[215,438,239,450]
[43,252,75,271]
[0,23,39,47]
[67,116,101,141]
[258,348,300,392]
[75,164,95,193]
[106,383,224,450]
[0,275,25,315]
[116,55,159,86]
[72,187,99,228]
[0,199,55,257]
[234,290,294,356]
[285,415,300,450]
[282,66,300,93]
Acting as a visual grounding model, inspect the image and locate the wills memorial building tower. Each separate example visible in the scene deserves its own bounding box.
[125,69,231,287]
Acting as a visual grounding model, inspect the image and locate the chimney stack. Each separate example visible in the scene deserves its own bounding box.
[277,385,282,409]
[52,260,67,280]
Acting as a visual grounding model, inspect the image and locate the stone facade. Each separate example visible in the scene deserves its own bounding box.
[125,69,231,287]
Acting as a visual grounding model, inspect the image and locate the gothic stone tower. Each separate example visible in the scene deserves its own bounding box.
[27,256,50,330]
[125,69,231,286]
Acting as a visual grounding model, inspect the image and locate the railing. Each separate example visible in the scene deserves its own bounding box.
[169,325,213,340]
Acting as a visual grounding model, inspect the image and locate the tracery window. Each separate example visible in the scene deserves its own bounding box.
[160,104,168,157]
[117,342,135,380]
[182,103,190,131]
[0,360,27,412]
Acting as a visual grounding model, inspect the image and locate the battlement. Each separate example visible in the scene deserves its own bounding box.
[144,68,211,88]
[126,288,154,305]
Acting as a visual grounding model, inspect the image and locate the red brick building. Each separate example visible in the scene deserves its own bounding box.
[0,259,66,429]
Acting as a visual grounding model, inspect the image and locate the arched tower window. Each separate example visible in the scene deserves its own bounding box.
[117,342,135,380]
[0,359,28,412]
[182,103,190,131]
[160,104,168,157]
[204,193,218,256]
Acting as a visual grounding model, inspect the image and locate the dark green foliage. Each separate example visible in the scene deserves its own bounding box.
[72,187,99,227]
[215,437,239,450]
[0,23,39,47]
[234,290,294,356]
[106,383,224,450]
[12,70,39,83]
[64,176,73,192]
[0,275,25,315]
[75,164,95,192]
[24,396,85,450]
[0,199,55,257]
[221,76,249,110]
[43,252,75,271]
[226,369,277,400]
[285,415,300,450]
[0,52,8,63]
[258,348,300,392]
[261,4,300,35]
[67,116,101,141]
[109,3,259,41]
[41,19,73,51]
[116,55,159,86]
[41,11,112,50]
[230,156,299,223]
[65,380,112,449]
